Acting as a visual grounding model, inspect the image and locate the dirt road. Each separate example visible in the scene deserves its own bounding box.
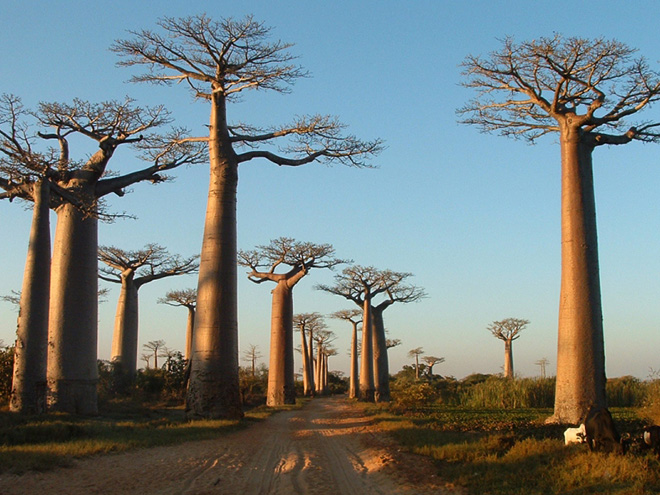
[0,396,453,494]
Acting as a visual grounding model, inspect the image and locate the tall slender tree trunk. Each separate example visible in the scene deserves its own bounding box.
[11,180,50,413]
[186,94,242,419]
[372,306,390,402]
[110,275,140,377]
[349,321,359,399]
[300,326,312,396]
[321,353,328,394]
[184,306,195,361]
[503,339,514,379]
[315,348,323,394]
[266,282,295,405]
[359,298,375,401]
[47,201,99,414]
[308,327,315,394]
[550,127,606,424]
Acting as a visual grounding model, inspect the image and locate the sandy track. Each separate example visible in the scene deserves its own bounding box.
[0,396,453,494]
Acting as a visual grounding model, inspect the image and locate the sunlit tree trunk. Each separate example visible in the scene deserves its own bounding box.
[300,325,312,396]
[359,298,375,401]
[308,327,315,394]
[267,282,295,405]
[315,348,323,394]
[10,180,50,413]
[47,201,99,414]
[110,274,139,377]
[187,95,242,419]
[503,339,514,379]
[321,353,328,394]
[372,305,390,402]
[349,320,359,399]
[551,127,606,424]
[184,306,195,361]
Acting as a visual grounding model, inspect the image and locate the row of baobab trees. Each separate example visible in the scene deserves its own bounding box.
[2,14,660,425]
[0,15,382,417]
[105,237,425,408]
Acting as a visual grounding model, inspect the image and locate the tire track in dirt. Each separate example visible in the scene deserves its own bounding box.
[0,396,453,494]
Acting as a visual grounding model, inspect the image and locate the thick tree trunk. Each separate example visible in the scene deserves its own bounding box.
[110,275,139,377]
[349,321,359,399]
[266,282,295,405]
[11,181,50,413]
[186,94,242,419]
[372,307,390,402]
[550,128,606,424]
[184,307,195,361]
[47,201,99,414]
[503,339,514,379]
[300,326,312,396]
[359,298,375,401]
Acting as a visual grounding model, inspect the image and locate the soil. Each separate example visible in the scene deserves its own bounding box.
[0,396,460,494]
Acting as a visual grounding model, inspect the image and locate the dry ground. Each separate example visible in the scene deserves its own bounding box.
[0,396,458,494]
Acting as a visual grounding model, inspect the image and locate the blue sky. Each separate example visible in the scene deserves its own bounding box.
[1,1,660,380]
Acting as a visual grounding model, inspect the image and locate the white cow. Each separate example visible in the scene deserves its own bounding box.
[564,424,586,445]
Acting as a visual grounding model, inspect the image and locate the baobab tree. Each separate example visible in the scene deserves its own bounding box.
[99,244,199,377]
[143,340,166,370]
[238,238,345,406]
[423,355,445,377]
[293,312,325,397]
[313,329,336,395]
[242,344,262,377]
[459,36,660,423]
[330,309,362,399]
[488,318,529,379]
[408,347,424,380]
[0,95,71,414]
[536,357,550,379]
[319,266,424,402]
[158,288,197,360]
[28,98,204,414]
[370,272,425,401]
[114,15,382,418]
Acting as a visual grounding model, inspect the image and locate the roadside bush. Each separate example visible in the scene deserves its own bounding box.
[640,378,660,423]
[328,371,348,395]
[0,347,14,405]
[391,381,439,411]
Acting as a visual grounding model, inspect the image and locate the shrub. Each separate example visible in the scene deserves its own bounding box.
[0,347,14,405]
[391,381,439,411]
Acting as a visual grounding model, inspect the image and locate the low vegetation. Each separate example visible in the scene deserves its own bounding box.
[372,370,660,494]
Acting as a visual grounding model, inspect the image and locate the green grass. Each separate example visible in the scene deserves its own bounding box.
[0,399,307,474]
[363,404,660,495]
